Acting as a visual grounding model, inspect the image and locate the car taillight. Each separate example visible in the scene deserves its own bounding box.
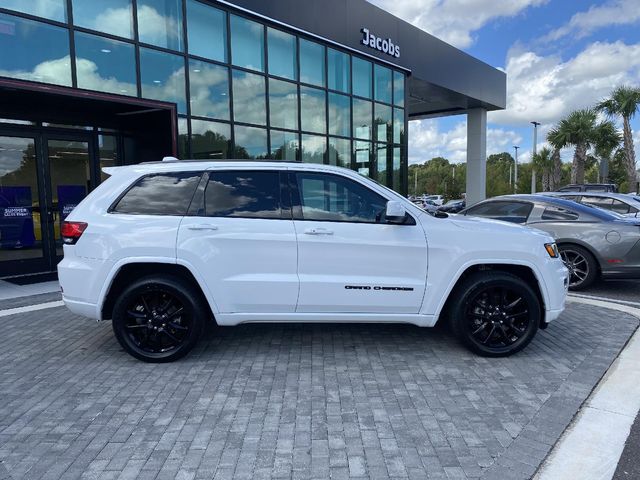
[61,221,88,245]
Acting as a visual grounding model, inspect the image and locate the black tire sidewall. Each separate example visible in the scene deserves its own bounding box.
[451,272,540,357]
[112,276,205,363]
[559,244,597,291]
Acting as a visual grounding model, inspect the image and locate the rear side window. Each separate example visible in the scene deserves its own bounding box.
[541,206,579,221]
[204,171,281,219]
[581,196,614,211]
[112,172,202,215]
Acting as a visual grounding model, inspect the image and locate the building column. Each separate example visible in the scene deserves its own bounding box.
[466,108,487,206]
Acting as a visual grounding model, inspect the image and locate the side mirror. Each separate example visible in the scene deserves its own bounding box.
[386,200,407,224]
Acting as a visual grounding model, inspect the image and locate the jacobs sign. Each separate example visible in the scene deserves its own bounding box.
[360,28,400,58]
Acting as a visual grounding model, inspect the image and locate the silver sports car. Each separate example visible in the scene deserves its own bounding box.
[460,194,640,290]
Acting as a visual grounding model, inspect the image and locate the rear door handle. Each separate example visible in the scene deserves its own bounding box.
[304,227,333,235]
[187,224,219,231]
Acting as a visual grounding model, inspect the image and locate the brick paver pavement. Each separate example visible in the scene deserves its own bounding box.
[0,303,636,479]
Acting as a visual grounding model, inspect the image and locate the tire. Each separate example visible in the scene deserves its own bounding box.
[112,275,206,363]
[558,244,598,291]
[449,271,540,357]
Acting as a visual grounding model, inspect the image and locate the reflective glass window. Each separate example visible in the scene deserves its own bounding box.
[301,135,326,164]
[187,0,226,62]
[299,38,324,87]
[232,70,266,126]
[0,0,66,22]
[189,60,229,120]
[374,103,392,143]
[328,137,351,168]
[394,71,405,107]
[301,86,325,134]
[204,171,281,219]
[113,172,201,215]
[98,135,118,183]
[72,0,133,39]
[0,14,71,86]
[268,28,296,80]
[327,48,349,93]
[393,108,404,144]
[178,117,188,158]
[230,15,264,72]
[191,119,230,159]
[376,144,390,186]
[374,64,392,104]
[392,147,401,192]
[352,57,372,99]
[269,78,298,131]
[234,125,267,159]
[354,140,371,177]
[270,130,298,161]
[139,47,186,113]
[137,0,184,51]
[328,93,350,138]
[468,201,534,223]
[353,98,372,140]
[295,172,387,223]
[74,32,136,96]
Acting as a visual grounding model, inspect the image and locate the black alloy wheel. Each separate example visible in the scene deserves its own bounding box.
[112,275,205,362]
[558,245,597,290]
[450,272,540,357]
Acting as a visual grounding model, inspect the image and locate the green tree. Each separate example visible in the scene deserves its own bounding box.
[546,126,564,189]
[532,147,554,191]
[551,109,599,184]
[596,85,640,191]
[592,120,622,183]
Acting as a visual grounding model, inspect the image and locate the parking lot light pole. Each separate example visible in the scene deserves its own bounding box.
[513,146,519,193]
[531,121,540,193]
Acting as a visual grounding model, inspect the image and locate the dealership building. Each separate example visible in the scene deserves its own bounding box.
[0,0,505,276]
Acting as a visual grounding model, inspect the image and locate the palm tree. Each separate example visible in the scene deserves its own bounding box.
[596,86,640,191]
[532,147,554,191]
[551,109,598,184]
[592,120,622,183]
[547,126,565,190]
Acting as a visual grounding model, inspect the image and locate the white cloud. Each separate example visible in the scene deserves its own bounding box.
[408,119,522,164]
[545,0,640,42]
[489,41,640,128]
[368,0,547,49]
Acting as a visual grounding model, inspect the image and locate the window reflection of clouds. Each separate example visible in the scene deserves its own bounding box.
[230,15,264,72]
[140,48,186,113]
[374,103,392,143]
[189,61,229,120]
[205,173,280,218]
[234,126,268,159]
[301,135,325,164]
[268,28,297,81]
[72,0,134,39]
[137,1,183,51]
[269,78,298,130]
[0,137,34,177]
[186,0,226,62]
[0,0,66,22]
[301,86,326,134]
[374,64,392,104]
[353,99,372,140]
[232,70,266,126]
[114,174,200,215]
[328,93,351,138]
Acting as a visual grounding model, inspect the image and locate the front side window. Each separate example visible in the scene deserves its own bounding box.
[204,171,281,219]
[466,201,532,223]
[295,172,387,223]
[112,172,201,215]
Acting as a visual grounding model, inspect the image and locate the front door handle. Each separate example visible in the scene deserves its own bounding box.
[304,227,333,235]
[187,224,219,231]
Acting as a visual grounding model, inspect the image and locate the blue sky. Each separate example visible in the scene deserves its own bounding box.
[369,0,640,165]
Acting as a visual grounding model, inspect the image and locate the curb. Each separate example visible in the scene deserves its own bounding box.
[534,296,640,480]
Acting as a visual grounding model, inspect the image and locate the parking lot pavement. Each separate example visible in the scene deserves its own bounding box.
[0,303,637,480]
[577,279,640,306]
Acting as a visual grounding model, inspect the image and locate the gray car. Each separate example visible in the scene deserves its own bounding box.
[544,191,640,217]
[460,194,640,290]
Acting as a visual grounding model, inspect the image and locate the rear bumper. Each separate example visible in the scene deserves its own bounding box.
[62,296,100,320]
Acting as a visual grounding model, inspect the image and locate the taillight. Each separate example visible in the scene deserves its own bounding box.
[61,221,88,245]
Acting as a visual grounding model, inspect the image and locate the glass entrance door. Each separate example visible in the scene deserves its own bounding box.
[0,132,94,277]
[43,136,93,262]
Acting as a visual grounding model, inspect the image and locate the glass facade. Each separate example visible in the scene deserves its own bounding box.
[0,0,407,192]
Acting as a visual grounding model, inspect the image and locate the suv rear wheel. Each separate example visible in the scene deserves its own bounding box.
[112,275,206,362]
[449,271,540,357]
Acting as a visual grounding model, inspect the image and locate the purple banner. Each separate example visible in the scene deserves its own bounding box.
[0,186,35,248]
[57,185,86,228]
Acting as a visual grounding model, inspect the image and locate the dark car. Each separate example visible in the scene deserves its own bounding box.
[437,199,465,213]
[557,183,618,193]
[460,194,640,290]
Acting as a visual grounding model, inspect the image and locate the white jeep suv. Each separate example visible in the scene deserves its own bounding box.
[58,161,568,362]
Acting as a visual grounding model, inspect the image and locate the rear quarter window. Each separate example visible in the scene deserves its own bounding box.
[111,172,202,215]
[541,206,579,221]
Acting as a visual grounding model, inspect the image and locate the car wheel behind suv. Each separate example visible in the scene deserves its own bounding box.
[449,271,540,357]
[558,244,597,290]
[112,275,206,363]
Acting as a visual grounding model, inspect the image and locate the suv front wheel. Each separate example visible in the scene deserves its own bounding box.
[449,271,540,357]
[112,275,206,362]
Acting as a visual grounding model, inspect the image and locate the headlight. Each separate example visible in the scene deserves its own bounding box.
[544,242,559,258]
